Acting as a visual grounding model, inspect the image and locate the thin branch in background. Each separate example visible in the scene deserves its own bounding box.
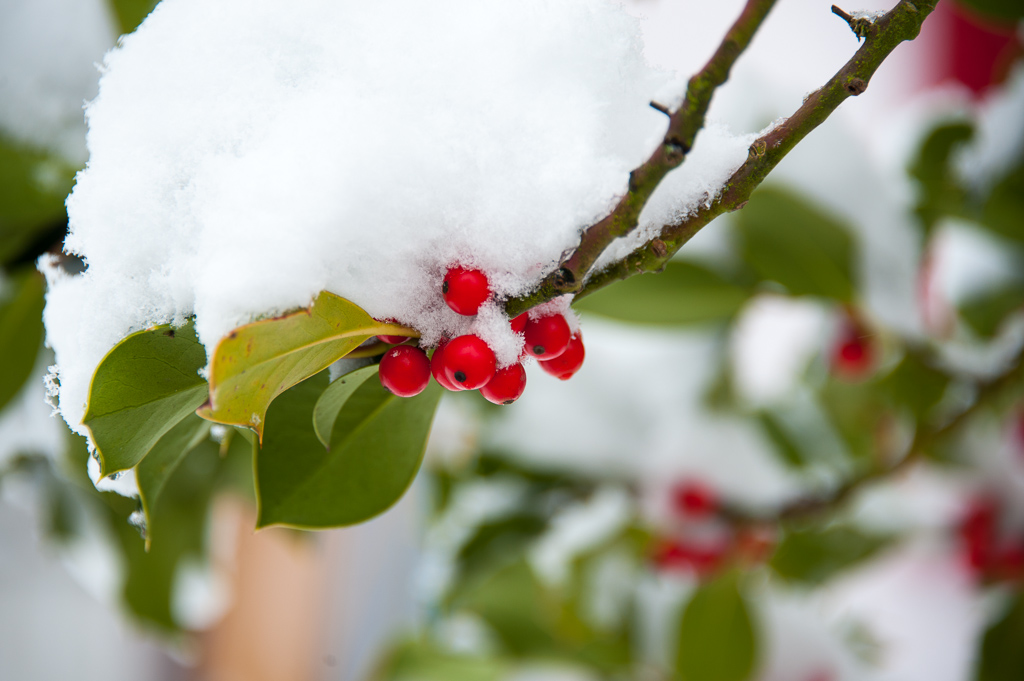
[722,346,1024,526]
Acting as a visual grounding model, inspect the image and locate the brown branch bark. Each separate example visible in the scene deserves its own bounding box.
[507,0,941,315]
[505,0,779,316]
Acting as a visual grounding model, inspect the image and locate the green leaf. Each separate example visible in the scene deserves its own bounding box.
[908,122,974,234]
[770,526,889,584]
[197,291,414,440]
[981,159,1024,245]
[575,261,750,325]
[734,186,856,301]
[977,593,1024,681]
[457,513,549,582]
[0,268,45,412]
[311,364,379,446]
[757,412,807,468]
[370,638,509,681]
[256,370,442,528]
[877,352,950,420]
[959,280,1024,338]
[83,322,208,476]
[818,378,886,463]
[675,572,757,681]
[117,439,222,630]
[957,0,1024,20]
[0,135,76,267]
[108,0,160,34]
[136,414,211,549]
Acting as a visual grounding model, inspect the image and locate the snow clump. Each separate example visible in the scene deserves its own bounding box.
[43,0,753,434]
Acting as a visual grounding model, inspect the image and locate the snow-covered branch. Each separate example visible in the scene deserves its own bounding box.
[506,0,778,316]
[509,0,942,314]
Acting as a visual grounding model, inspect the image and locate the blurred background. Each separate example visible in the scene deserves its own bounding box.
[1,1,1022,680]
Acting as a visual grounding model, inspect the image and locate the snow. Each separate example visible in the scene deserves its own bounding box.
[41,0,750,434]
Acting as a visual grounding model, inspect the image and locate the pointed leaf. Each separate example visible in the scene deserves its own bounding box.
[675,572,757,681]
[84,323,208,476]
[256,371,441,529]
[312,364,379,447]
[108,0,160,34]
[0,268,45,412]
[574,261,750,326]
[770,526,890,584]
[0,134,76,266]
[197,291,414,440]
[735,186,856,301]
[977,593,1024,681]
[136,414,211,549]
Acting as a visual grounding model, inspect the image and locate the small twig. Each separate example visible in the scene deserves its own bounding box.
[649,101,671,116]
[831,5,854,23]
[831,4,876,40]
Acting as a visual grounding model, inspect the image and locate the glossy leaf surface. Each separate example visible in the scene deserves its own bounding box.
[136,414,211,548]
[198,291,414,439]
[256,371,441,528]
[84,323,208,476]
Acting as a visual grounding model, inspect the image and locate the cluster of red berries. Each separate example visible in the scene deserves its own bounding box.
[652,480,774,577]
[376,266,586,404]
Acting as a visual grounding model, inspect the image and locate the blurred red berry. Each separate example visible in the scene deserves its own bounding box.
[538,333,585,380]
[960,498,998,573]
[994,542,1024,582]
[832,321,874,379]
[523,314,572,359]
[443,266,490,316]
[442,335,497,390]
[480,363,527,405]
[378,346,431,397]
[671,480,717,519]
[376,334,410,344]
[652,539,726,577]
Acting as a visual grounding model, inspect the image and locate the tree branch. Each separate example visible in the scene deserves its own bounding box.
[505,0,778,317]
[728,347,1024,526]
[508,0,940,314]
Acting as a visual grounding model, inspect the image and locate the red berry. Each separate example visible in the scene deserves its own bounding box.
[832,322,874,379]
[480,363,527,405]
[379,346,430,397]
[960,498,998,573]
[443,267,490,316]
[538,333,584,380]
[523,314,572,359]
[671,480,717,519]
[430,341,463,391]
[510,313,528,334]
[442,335,496,390]
[377,334,410,345]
